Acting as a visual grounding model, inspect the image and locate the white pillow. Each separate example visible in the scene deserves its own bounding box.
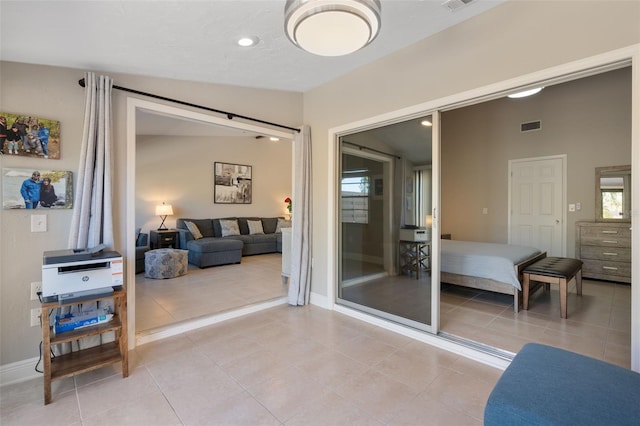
[184,221,203,240]
[275,218,292,233]
[220,219,240,237]
[247,220,264,235]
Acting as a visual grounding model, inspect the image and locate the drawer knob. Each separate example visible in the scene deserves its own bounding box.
[601,230,618,234]
[602,252,618,256]
[602,240,618,244]
[602,266,618,271]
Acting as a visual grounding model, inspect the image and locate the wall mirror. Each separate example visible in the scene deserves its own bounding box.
[595,165,631,222]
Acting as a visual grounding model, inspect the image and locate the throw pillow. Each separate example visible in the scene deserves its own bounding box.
[247,220,264,235]
[220,219,240,237]
[184,221,203,240]
[275,218,292,233]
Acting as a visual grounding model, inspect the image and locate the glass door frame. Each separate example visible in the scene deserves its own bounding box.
[334,111,441,334]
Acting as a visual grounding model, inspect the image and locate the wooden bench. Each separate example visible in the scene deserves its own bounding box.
[522,257,583,318]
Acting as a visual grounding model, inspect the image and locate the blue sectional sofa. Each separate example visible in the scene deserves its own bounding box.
[176,217,288,268]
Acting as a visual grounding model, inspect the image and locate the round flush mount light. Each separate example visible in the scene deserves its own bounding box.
[508,87,544,99]
[238,36,260,47]
[285,0,381,56]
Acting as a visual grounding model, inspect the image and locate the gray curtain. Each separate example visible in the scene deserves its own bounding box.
[62,72,114,352]
[68,72,114,249]
[288,125,312,305]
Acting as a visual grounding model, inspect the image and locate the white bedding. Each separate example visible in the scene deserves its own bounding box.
[440,240,542,290]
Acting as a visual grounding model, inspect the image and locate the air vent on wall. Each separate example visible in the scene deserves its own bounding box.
[521,120,542,133]
[441,0,475,12]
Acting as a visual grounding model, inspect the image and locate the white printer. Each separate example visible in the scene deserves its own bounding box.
[42,247,123,303]
[399,227,431,242]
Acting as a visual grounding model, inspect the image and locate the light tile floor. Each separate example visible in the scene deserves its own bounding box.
[136,253,287,331]
[1,305,500,425]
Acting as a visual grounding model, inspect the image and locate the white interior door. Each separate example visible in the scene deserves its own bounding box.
[509,156,566,256]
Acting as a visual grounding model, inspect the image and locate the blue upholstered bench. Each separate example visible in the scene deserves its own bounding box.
[485,343,640,425]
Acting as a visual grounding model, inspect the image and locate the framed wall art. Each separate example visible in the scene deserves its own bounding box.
[2,168,73,209]
[214,162,252,204]
[1,113,61,159]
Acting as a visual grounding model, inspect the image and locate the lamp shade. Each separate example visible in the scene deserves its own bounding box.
[155,204,174,216]
[285,0,381,56]
[426,215,433,227]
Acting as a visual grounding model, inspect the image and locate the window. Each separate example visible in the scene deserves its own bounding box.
[601,189,624,219]
[341,176,369,223]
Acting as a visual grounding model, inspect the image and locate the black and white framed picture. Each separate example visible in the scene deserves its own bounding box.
[2,168,73,209]
[214,162,252,204]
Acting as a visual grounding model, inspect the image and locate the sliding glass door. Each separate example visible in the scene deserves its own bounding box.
[336,115,437,331]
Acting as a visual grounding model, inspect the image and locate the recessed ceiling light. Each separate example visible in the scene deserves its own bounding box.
[421,119,432,127]
[238,36,259,47]
[508,87,544,99]
[269,137,280,141]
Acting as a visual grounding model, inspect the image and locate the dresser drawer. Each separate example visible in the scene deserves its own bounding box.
[579,226,631,247]
[579,234,631,248]
[582,259,631,280]
[580,246,632,262]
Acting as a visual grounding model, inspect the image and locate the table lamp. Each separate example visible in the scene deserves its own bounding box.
[155,202,173,230]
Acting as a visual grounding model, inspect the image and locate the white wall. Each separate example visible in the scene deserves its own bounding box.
[136,135,292,233]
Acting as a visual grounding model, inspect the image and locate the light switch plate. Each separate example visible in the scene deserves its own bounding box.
[569,204,576,212]
[31,214,47,232]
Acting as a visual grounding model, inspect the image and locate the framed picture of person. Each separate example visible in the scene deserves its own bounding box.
[214,162,252,204]
[0,113,61,159]
[2,168,73,209]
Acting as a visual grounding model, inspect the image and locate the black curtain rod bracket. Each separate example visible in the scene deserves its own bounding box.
[78,78,300,133]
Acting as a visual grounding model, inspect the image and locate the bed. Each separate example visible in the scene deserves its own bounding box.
[440,239,546,312]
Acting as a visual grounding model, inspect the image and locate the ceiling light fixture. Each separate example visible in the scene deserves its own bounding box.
[421,119,432,127]
[284,0,381,56]
[508,87,544,99]
[238,36,259,47]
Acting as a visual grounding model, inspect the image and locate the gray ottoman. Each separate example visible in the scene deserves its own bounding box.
[144,248,188,279]
[186,238,243,268]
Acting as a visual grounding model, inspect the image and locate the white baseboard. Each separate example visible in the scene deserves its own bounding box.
[310,291,330,309]
[0,357,42,387]
[136,297,288,346]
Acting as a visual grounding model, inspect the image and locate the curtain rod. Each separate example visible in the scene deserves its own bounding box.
[78,78,300,133]
[342,141,401,159]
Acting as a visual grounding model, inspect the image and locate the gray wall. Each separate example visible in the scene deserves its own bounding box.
[441,68,632,256]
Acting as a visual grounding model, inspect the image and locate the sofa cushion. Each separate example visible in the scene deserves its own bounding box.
[247,220,264,235]
[212,218,236,237]
[187,238,243,253]
[276,218,292,233]
[184,221,203,239]
[178,218,214,238]
[237,217,260,235]
[261,217,279,234]
[220,219,240,237]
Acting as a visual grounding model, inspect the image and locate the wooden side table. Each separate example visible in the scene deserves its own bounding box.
[41,289,128,404]
[399,240,431,279]
[150,229,178,249]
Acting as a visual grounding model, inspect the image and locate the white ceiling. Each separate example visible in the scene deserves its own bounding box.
[0,0,505,163]
[0,0,505,93]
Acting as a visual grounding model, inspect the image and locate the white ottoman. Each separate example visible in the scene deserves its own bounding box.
[144,248,188,279]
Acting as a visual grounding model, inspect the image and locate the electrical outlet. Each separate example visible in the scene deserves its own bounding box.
[30,308,42,327]
[30,281,42,301]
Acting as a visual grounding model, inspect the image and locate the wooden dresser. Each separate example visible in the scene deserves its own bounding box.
[575,221,631,283]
